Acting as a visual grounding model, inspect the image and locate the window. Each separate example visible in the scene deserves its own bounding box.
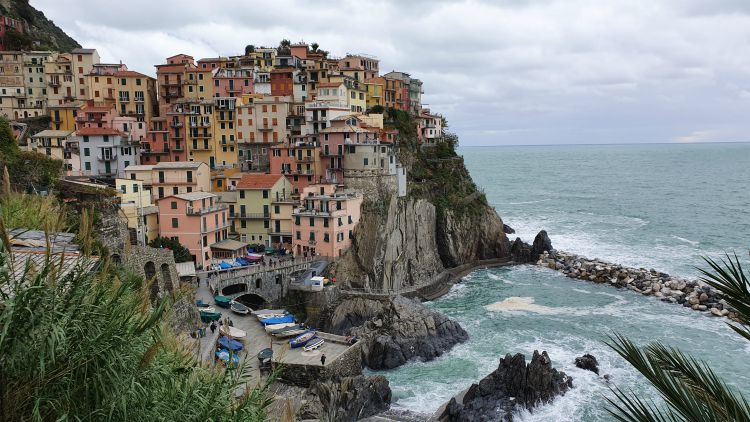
[170,201,177,209]
[324,233,330,243]
[309,217,314,227]
[296,231,301,240]
[274,205,280,214]
[172,187,178,195]
[158,171,165,183]
[133,184,139,192]
[262,190,269,199]
[295,216,300,225]
[158,187,164,198]
[348,215,353,224]
[364,157,369,166]
[83,147,90,157]
[309,232,315,241]
[239,190,245,199]
[338,218,343,227]
[324,218,329,228]
[171,218,179,228]
[85,162,91,170]
[186,170,193,182]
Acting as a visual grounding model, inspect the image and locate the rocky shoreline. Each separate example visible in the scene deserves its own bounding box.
[537,250,738,320]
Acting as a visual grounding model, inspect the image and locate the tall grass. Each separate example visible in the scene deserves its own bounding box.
[0,207,274,421]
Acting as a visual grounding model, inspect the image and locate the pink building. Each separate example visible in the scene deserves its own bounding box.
[157,191,231,269]
[212,67,254,97]
[319,115,379,184]
[292,184,362,257]
[76,101,146,143]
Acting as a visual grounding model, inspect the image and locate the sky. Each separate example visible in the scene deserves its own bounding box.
[34,0,750,146]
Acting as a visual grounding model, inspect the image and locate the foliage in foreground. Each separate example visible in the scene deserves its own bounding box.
[0,117,63,192]
[0,231,273,421]
[607,253,750,422]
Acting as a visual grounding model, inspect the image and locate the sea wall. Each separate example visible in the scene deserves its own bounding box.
[537,250,739,320]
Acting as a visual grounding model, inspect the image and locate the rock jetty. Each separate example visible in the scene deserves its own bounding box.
[438,350,572,421]
[537,250,738,320]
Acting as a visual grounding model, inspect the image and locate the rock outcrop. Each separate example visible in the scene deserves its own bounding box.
[574,354,599,375]
[324,295,468,370]
[275,375,391,422]
[537,250,740,320]
[439,351,572,422]
[503,224,516,234]
[511,230,554,264]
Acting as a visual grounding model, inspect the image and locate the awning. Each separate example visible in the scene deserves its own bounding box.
[175,261,196,278]
[210,239,249,251]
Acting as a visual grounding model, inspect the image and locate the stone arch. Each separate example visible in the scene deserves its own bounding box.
[236,293,268,311]
[144,261,158,303]
[222,283,247,296]
[161,263,173,292]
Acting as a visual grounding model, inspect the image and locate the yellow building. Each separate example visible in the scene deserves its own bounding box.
[178,98,214,166]
[212,97,238,168]
[365,78,385,110]
[245,47,276,72]
[211,167,242,191]
[114,70,157,124]
[45,49,100,107]
[116,178,159,245]
[184,68,213,100]
[48,102,81,131]
[0,51,25,119]
[234,173,293,245]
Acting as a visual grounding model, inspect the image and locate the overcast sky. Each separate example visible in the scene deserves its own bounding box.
[34,0,750,145]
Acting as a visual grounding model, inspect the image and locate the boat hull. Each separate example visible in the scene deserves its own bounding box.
[303,338,325,352]
[290,331,317,348]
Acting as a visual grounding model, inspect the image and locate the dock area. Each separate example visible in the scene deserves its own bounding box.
[193,277,360,388]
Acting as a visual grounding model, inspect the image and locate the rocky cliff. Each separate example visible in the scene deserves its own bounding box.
[0,0,80,52]
[331,112,511,292]
[323,295,468,370]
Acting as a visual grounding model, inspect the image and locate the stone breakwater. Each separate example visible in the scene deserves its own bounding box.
[537,250,739,320]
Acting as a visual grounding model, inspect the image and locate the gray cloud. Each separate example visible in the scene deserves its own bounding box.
[33,0,750,145]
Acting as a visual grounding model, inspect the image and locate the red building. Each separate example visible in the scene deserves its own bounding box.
[270,68,293,96]
[0,16,25,51]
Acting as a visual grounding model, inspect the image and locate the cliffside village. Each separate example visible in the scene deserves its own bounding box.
[0,43,446,270]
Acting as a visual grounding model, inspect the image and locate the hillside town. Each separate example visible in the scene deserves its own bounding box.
[0,41,446,270]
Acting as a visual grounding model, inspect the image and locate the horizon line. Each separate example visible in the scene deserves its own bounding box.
[459,141,750,147]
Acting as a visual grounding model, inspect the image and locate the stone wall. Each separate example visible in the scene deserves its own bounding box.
[343,172,397,199]
[278,337,362,388]
[211,258,314,304]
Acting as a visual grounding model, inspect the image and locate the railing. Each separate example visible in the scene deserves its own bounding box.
[170,121,183,128]
[97,153,117,161]
[206,256,318,288]
[186,204,228,215]
[232,212,270,219]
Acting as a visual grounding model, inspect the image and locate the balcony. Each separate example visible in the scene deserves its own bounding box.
[48,80,61,87]
[232,212,270,220]
[189,121,211,128]
[97,153,118,162]
[172,134,183,140]
[258,125,273,131]
[297,156,314,163]
[172,145,184,151]
[118,97,131,103]
[97,169,117,176]
[191,132,212,139]
[170,121,183,128]
[191,144,212,151]
[182,79,197,85]
[134,97,145,103]
[186,203,228,215]
[142,149,169,155]
[293,208,330,217]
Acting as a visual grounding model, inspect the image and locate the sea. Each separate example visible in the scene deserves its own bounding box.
[380,143,750,421]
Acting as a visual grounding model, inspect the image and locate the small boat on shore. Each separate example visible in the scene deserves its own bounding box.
[230,301,250,315]
[253,309,288,318]
[219,325,247,339]
[215,348,240,369]
[290,331,317,348]
[303,338,325,352]
[198,306,216,313]
[264,322,296,333]
[199,310,221,323]
[196,299,211,308]
[257,348,273,367]
[270,324,307,338]
[260,314,295,326]
[214,295,232,308]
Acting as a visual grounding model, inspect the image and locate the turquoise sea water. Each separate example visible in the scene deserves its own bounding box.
[381,143,750,420]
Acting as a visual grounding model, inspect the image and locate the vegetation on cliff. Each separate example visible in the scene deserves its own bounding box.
[607,253,750,421]
[149,237,193,263]
[0,117,64,193]
[0,0,80,51]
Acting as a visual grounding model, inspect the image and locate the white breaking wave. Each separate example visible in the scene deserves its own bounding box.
[671,235,700,246]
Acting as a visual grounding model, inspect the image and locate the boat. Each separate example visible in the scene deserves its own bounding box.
[198,306,216,313]
[196,299,211,308]
[269,323,305,335]
[217,335,244,352]
[215,348,240,368]
[290,331,317,348]
[259,315,295,326]
[257,348,273,367]
[219,325,247,339]
[264,322,297,333]
[303,338,325,352]
[252,309,288,318]
[272,328,308,338]
[214,295,232,308]
[199,310,221,323]
[230,301,250,315]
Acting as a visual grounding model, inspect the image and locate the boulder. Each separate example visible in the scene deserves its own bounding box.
[503,224,516,234]
[531,230,553,261]
[301,375,391,421]
[574,354,599,375]
[439,351,572,422]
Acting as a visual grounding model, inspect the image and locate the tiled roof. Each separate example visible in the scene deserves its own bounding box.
[31,130,73,138]
[317,82,343,88]
[237,173,285,189]
[113,70,151,78]
[124,164,154,171]
[75,127,125,136]
[172,191,216,201]
[71,48,97,54]
[210,239,248,251]
[153,161,204,170]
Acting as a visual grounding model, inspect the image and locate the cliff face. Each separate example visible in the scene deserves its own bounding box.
[0,0,81,52]
[332,115,511,292]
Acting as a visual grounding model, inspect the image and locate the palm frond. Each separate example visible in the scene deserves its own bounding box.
[697,253,750,341]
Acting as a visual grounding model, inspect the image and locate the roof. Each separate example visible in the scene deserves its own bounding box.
[331,114,362,122]
[71,48,97,54]
[236,173,285,189]
[153,161,204,170]
[113,70,151,79]
[32,130,72,138]
[175,261,196,278]
[320,125,374,134]
[172,191,216,201]
[124,164,154,171]
[210,239,249,251]
[75,127,126,136]
[317,82,344,88]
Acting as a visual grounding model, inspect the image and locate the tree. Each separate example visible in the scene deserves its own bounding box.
[607,253,750,421]
[245,44,255,55]
[149,236,193,263]
[369,105,385,114]
[0,117,17,157]
[311,42,319,52]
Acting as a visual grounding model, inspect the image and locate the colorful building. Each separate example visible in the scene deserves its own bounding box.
[156,191,230,269]
[75,126,138,179]
[116,178,159,245]
[151,161,211,200]
[292,184,362,257]
[30,129,80,175]
[212,67,254,97]
[234,173,293,245]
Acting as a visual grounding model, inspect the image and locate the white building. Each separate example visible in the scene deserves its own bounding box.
[76,127,139,179]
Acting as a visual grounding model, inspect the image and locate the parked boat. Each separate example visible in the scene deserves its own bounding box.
[253,309,288,318]
[257,348,273,367]
[199,310,221,323]
[230,301,250,315]
[269,323,304,335]
[198,306,216,313]
[219,325,247,339]
[290,331,317,348]
[303,338,325,352]
[217,335,244,352]
[215,348,240,368]
[196,299,211,308]
[260,315,295,326]
[214,295,232,308]
[272,328,308,338]
[264,322,297,333]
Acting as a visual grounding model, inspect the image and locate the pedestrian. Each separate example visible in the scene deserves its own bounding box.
[229,319,234,327]
[210,322,216,333]
[320,354,326,366]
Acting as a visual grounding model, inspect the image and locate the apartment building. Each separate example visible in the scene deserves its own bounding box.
[234,173,293,245]
[116,178,159,245]
[76,126,138,179]
[292,184,362,257]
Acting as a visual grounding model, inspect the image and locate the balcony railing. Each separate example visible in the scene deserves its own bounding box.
[186,204,228,215]
[170,121,183,128]
[97,153,117,161]
[232,212,270,219]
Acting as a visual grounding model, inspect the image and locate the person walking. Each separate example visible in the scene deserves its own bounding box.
[210,322,216,334]
[320,354,327,366]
